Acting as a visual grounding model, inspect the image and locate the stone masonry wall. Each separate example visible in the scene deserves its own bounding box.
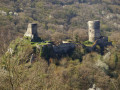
[24,23,38,39]
[88,20,101,42]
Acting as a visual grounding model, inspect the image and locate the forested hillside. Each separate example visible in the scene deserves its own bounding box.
[1,0,120,90]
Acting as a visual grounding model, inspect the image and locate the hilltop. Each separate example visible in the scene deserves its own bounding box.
[1,0,120,55]
[0,0,120,90]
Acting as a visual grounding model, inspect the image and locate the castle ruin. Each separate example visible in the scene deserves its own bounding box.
[88,20,101,42]
[24,23,38,41]
[87,20,112,54]
[23,21,111,56]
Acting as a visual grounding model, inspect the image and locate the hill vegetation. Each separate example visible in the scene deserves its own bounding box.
[1,0,120,90]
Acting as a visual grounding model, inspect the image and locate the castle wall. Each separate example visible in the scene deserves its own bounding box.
[85,36,112,54]
[53,43,75,54]
[36,42,75,55]
[88,20,101,42]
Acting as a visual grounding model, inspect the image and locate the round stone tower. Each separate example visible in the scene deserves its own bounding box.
[88,20,101,42]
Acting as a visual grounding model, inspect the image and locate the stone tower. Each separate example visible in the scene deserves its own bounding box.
[24,23,38,40]
[88,20,101,42]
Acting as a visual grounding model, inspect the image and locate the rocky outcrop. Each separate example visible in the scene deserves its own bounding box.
[103,52,111,61]
[88,84,101,90]
[95,59,109,70]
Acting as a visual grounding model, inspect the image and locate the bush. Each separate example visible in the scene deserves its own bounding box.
[83,41,93,46]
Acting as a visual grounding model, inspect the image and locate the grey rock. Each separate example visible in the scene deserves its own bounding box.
[103,52,111,61]
[9,12,13,15]
[88,84,101,90]
[30,54,34,63]
[95,59,109,70]
[7,48,14,54]
[14,12,18,16]
[0,10,7,16]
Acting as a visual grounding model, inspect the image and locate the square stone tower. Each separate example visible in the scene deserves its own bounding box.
[24,23,38,40]
[88,20,101,42]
